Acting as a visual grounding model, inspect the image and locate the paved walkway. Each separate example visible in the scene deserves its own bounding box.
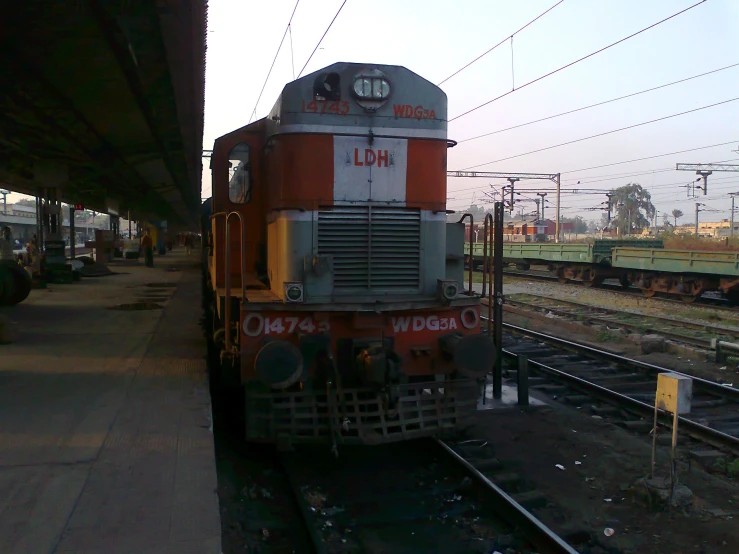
[0,249,220,554]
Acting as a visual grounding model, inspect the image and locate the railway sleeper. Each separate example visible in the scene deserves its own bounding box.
[530,384,569,394]
[563,394,590,405]
[511,490,548,511]
[590,405,622,416]
[690,398,730,409]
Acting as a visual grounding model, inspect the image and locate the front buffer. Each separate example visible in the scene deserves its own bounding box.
[240,301,495,447]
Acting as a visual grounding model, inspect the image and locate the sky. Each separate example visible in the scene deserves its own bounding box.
[9,0,739,227]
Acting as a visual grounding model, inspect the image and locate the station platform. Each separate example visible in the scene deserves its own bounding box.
[0,249,220,554]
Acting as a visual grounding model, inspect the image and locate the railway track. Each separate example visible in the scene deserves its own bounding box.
[499,267,738,311]
[488,319,739,458]
[280,439,580,554]
[505,293,739,349]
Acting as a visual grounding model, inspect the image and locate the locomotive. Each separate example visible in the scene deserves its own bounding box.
[203,62,494,448]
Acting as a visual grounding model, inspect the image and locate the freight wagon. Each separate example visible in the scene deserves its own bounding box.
[465,239,739,303]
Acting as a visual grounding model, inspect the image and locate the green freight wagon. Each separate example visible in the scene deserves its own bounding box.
[464,239,663,286]
[612,247,739,302]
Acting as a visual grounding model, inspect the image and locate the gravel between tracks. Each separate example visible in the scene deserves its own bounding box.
[494,276,739,331]
[467,403,739,554]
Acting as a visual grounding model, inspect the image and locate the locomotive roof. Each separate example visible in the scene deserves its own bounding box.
[265,62,447,139]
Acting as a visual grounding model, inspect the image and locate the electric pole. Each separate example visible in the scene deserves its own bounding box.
[0,189,8,214]
[676,163,739,195]
[695,203,704,236]
[506,177,520,215]
[537,192,547,220]
[730,193,739,238]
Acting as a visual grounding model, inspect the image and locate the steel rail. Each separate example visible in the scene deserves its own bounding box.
[485,319,739,455]
[502,322,739,401]
[436,439,580,554]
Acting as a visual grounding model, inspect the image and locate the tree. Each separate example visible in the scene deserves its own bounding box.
[15,198,36,207]
[610,183,656,236]
[671,209,684,227]
[562,216,588,234]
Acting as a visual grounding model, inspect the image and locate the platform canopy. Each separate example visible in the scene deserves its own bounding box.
[0,1,207,230]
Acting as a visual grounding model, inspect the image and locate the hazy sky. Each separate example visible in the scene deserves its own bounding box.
[9,0,739,227]
[200,0,739,225]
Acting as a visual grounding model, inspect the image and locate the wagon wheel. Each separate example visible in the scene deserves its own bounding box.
[680,294,698,304]
[582,277,603,288]
[641,289,656,298]
[725,291,739,306]
[557,278,569,284]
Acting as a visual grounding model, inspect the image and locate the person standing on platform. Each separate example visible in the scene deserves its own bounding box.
[184,233,194,255]
[1,227,15,262]
[141,230,154,268]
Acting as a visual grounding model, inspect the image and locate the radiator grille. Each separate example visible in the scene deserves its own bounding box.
[317,206,421,291]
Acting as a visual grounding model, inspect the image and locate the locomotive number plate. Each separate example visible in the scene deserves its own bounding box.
[301,100,350,115]
[243,313,330,337]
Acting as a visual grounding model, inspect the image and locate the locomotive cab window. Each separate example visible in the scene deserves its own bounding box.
[228,143,251,204]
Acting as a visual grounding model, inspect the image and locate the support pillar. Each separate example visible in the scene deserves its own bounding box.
[69,206,75,260]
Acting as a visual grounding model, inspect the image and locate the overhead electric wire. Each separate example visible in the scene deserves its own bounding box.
[437,0,565,86]
[447,168,739,205]
[559,140,739,175]
[562,158,737,187]
[448,0,708,122]
[249,0,301,123]
[297,0,348,78]
[447,143,739,195]
[462,97,739,170]
[458,62,739,144]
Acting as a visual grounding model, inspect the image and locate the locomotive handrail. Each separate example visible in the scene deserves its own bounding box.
[457,213,474,294]
[210,210,247,354]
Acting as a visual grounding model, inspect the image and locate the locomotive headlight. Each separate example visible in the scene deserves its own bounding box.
[353,76,390,100]
[284,282,304,303]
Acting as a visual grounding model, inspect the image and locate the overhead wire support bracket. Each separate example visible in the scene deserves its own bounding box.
[447,170,563,242]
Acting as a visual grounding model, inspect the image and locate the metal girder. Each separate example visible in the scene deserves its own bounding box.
[87,0,199,225]
[676,163,739,172]
[0,47,170,215]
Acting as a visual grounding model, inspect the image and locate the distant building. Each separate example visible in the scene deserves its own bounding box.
[674,219,739,238]
[465,218,574,242]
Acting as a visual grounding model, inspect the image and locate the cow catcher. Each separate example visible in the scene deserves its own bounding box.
[240,300,492,449]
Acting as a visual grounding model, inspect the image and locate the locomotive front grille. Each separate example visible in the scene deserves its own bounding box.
[317,206,421,291]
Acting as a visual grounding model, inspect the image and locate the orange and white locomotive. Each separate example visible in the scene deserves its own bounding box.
[205,62,494,447]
